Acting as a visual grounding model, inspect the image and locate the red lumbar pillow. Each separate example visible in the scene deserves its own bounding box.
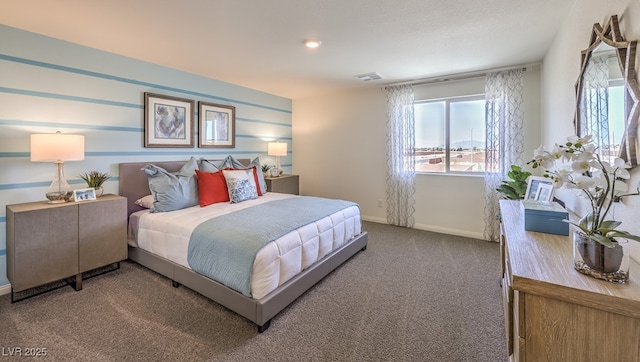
[247,166,263,196]
[195,169,230,206]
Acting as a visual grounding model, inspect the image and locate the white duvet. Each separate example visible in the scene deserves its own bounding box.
[132,193,361,299]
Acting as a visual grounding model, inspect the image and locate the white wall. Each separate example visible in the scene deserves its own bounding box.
[541,0,640,261]
[292,88,388,223]
[293,68,541,240]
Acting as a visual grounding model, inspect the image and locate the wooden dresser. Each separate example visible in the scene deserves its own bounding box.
[499,200,640,362]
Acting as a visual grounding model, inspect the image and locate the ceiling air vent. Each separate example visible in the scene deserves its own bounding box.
[354,72,383,81]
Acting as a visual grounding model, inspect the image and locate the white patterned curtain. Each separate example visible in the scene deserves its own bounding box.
[385,85,416,227]
[579,54,610,160]
[484,69,525,241]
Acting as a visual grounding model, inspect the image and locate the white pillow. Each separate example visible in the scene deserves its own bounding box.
[135,194,154,209]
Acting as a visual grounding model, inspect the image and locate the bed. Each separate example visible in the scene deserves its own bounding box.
[119,159,368,332]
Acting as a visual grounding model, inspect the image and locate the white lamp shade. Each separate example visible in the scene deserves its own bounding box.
[267,142,287,157]
[31,132,85,162]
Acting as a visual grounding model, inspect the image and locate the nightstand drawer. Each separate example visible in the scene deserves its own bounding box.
[265,174,299,195]
[6,194,127,300]
[78,196,127,272]
[7,204,79,292]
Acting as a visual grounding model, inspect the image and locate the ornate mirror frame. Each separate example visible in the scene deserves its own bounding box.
[574,15,640,166]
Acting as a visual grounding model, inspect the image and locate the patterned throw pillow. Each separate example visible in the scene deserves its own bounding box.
[222,155,268,195]
[222,169,259,203]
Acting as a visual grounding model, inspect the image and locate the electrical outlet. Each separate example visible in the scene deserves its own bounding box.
[377,199,383,208]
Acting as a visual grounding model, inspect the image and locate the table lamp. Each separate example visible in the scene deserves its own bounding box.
[267,141,287,176]
[31,131,85,203]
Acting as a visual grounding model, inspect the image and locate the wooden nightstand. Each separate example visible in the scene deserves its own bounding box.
[6,194,127,302]
[265,174,299,195]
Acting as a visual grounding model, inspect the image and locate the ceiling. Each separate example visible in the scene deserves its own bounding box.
[0,0,576,100]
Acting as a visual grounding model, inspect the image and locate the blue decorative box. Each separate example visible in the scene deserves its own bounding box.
[521,200,569,236]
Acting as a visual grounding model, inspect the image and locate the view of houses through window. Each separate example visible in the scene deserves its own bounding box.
[414,95,486,173]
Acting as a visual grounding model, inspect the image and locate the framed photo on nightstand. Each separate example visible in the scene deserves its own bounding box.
[73,188,96,202]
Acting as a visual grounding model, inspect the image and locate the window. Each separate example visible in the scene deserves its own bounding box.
[580,79,624,165]
[604,81,624,164]
[414,95,486,174]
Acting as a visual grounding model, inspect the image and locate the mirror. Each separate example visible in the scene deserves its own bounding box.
[575,15,640,166]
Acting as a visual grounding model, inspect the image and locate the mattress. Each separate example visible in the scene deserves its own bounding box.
[130,193,361,299]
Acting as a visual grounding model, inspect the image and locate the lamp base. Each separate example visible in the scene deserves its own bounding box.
[45,161,73,203]
[46,191,73,203]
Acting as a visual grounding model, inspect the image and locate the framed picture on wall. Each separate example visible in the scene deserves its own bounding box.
[144,92,195,147]
[198,102,235,148]
[525,176,554,201]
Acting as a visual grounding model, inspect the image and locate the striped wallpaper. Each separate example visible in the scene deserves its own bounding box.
[0,25,292,287]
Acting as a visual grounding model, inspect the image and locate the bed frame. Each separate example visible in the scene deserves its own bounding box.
[118,160,368,333]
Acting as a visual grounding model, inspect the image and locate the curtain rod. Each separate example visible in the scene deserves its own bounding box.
[385,63,539,88]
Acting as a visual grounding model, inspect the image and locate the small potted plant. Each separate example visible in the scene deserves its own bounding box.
[261,164,273,178]
[496,165,532,200]
[79,171,111,197]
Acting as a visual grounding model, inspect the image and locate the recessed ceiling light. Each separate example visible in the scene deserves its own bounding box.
[354,72,383,81]
[304,39,322,48]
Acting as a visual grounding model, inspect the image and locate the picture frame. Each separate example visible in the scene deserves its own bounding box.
[534,183,554,202]
[525,176,554,200]
[144,92,195,148]
[198,101,235,148]
[73,188,96,202]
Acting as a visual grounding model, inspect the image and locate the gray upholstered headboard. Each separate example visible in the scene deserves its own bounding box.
[118,159,249,217]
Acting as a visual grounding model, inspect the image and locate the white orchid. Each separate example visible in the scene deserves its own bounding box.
[549,145,565,160]
[532,145,556,169]
[570,175,598,190]
[528,135,640,247]
[551,168,572,186]
[567,134,593,145]
[571,159,591,174]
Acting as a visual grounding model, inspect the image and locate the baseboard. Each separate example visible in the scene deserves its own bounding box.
[413,223,486,240]
[360,215,386,224]
[0,283,11,296]
[361,215,487,241]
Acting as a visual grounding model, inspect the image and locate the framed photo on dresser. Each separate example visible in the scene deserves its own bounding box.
[534,183,554,202]
[525,176,554,201]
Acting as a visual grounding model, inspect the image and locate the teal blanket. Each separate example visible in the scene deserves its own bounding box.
[187,196,358,297]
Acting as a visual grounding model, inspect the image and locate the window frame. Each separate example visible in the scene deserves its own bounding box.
[414,93,485,176]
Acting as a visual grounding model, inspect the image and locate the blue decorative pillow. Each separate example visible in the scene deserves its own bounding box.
[222,169,258,203]
[222,155,245,169]
[199,158,225,172]
[143,157,199,212]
